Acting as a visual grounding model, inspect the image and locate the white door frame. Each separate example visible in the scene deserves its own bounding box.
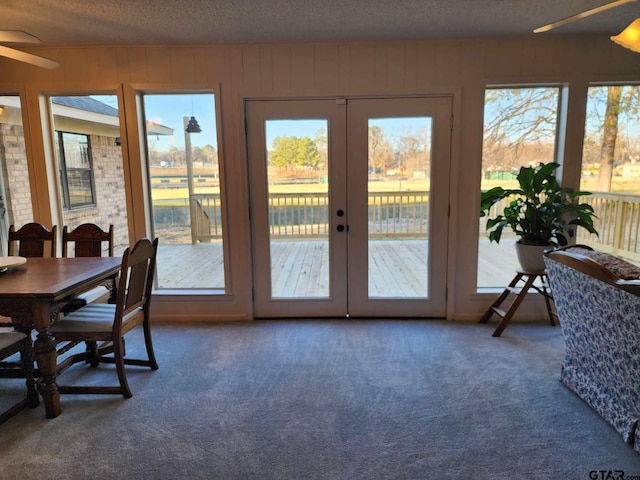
[246,96,452,318]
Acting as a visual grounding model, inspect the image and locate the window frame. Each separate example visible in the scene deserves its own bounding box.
[56,131,97,210]
[477,84,564,290]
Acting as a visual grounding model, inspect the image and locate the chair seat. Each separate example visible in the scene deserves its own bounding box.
[50,304,116,334]
[0,332,29,350]
[51,303,144,335]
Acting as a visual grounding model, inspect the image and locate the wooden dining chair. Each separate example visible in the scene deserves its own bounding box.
[2,223,57,329]
[62,223,114,258]
[50,237,159,398]
[8,223,57,258]
[60,223,115,314]
[0,332,39,424]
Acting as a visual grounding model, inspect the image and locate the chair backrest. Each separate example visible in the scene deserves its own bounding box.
[8,223,57,257]
[62,223,114,258]
[113,238,158,331]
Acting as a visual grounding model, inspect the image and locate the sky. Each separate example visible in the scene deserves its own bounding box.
[92,93,218,151]
[265,117,432,148]
[92,87,640,156]
[142,94,217,151]
[90,94,435,151]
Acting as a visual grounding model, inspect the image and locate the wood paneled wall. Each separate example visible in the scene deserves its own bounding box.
[0,34,638,321]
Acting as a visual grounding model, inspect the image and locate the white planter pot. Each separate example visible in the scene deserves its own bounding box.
[515,242,552,272]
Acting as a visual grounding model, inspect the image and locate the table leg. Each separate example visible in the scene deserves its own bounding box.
[33,304,61,418]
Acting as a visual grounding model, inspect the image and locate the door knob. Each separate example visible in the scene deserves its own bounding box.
[336,224,345,232]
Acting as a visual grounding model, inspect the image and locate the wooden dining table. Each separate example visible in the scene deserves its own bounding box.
[0,256,121,418]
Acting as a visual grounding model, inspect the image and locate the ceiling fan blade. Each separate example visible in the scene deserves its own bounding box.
[534,0,638,33]
[0,45,59,69]
[0,30,42,44]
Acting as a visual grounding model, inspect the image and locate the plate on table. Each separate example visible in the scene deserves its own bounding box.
[0,256,26,273]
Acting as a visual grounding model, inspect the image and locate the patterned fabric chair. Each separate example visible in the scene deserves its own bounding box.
[544,246,640,453]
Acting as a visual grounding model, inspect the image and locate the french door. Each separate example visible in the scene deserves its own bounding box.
[246,96,451,318]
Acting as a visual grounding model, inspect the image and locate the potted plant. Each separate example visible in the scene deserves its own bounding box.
[480,162,598,272]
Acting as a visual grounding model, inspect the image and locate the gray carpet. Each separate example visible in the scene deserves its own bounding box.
[1,320,640,480]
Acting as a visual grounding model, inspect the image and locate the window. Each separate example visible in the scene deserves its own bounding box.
[141,92,227,290]
[478,86,562,288]
[578,84,640,262]
[57,131,96,209]
[49,94,129,255]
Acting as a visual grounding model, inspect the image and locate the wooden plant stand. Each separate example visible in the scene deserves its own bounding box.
[479,270,557,337]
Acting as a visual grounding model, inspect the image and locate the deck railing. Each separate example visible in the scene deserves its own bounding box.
[265,191,430,237]
[154,191,430,241]
[577,192,640,262]
[156,190,640,261]
[480,191,640,262]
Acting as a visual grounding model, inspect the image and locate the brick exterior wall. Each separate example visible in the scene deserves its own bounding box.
[62,134,129,250]
[0,125,129,251]
[0,124,34,228]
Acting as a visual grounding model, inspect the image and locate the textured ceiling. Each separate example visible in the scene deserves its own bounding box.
[0,0,639,45]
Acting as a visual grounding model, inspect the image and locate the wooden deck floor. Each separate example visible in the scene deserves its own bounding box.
[155,238,519,291]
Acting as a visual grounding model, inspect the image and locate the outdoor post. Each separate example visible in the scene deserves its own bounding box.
[184,116,196,244]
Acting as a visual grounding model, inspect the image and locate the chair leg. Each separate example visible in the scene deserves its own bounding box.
[21,338,40,408]
[142,319,159,371]
[113,337,132,399]
[84,341,100,368]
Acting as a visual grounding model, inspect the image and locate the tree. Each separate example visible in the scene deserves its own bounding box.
[588,85,640,191]
[202,144,218,167]
[597,86,622,191]
[396,126,431,175]
[483,88,559,174]
[270,135,320,171]
[314,127,328,170]
[368,125,386,174]
[191,144,218,167]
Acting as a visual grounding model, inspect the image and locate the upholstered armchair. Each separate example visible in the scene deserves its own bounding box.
[544,246,640,452]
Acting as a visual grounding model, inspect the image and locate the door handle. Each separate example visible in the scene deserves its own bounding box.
[336,224,345,232]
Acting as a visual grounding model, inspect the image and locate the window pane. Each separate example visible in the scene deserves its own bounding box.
[0,95,34,255]
[50,95,129,256]
[578,85,640,263]
[265,120,329,298]
[368,117,430,298]
[66,168,94,207]
[60,132,94,208]
[478,87,561,288]
[142,93,226,290]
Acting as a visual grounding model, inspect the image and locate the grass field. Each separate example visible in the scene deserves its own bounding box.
[151,178,431,201]
[150,169,640,203]
[482,176,640,194]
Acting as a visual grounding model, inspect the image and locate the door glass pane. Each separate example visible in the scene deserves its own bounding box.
[367,118,430,298]
[265,120,329,298]
[477,87,560,288]
[142,93,225,289]
[50,95,129,256]
[578,85,640,263]
[0,95,34,255]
